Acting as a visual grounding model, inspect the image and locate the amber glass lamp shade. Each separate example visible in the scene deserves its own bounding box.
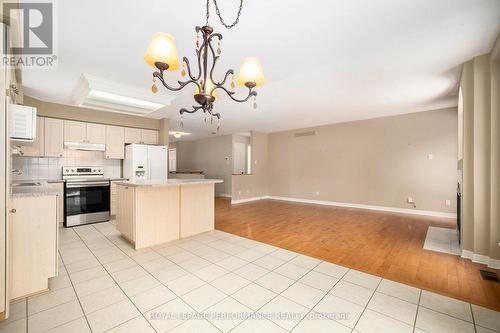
[237,57,265,87]
[144,32,180,70]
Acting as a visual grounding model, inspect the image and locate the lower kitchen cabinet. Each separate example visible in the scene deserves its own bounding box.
[47,183,64,224]
[10,195,58,299]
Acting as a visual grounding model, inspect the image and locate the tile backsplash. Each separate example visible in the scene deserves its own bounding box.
[12,150,121,181]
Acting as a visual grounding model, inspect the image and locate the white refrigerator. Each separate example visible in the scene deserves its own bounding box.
[123,144,168,181]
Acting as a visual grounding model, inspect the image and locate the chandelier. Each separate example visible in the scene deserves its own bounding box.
[144,0,265,132]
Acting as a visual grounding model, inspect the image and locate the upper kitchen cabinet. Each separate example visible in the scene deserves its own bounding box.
[16,116,45,157]
[44,118,64,157]
[124,128,159,144]
[105,125,125,159]
[141,129,159,144]
[64,120,86,143]
[64,120,105,144]
[124,127,142,144]
[86,123,106,144]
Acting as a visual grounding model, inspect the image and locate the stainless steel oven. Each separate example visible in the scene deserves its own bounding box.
[63,166,110,227]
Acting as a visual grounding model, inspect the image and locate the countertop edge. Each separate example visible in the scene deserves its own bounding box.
[115,179,223,187]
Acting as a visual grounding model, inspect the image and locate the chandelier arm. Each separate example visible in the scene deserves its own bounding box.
[180,106,203,115]
[182,57,197,81]
[207,39,220,86]
[153,71,201,92]
[212,85,257,103]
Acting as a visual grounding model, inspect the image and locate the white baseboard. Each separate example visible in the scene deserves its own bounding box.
[231,196,267,204]
[217,193,232,198]
[264,196,457,219]
[461,250,500,269]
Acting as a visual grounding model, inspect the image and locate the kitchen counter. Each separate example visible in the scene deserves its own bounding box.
[115,179,222,187]
[10,183,61,198]
[115,179,222,249]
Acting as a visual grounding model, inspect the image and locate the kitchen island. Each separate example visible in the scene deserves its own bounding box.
[114,179,223,249]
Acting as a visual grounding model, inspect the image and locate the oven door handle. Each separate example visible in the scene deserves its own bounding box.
[66,181,110,188]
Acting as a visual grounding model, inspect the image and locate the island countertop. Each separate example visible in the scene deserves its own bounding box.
[115,179,223,187]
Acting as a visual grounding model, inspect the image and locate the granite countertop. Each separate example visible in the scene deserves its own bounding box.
[115,179,223,187]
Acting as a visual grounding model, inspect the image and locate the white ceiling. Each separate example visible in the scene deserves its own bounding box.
[23,0,500,140]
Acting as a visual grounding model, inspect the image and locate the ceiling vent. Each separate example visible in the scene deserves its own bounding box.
[294,130,316,138]
[71,74,175,116]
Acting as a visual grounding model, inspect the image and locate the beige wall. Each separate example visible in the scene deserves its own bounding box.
[176,135,232,196]
[267,108,458,213]
[232,131,269,200]
[23,96,161,130]
[460,38,500,263]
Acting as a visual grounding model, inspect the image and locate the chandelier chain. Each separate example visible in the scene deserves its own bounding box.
[206,0,244,29]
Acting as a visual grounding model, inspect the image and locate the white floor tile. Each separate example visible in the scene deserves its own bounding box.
[103,257,137,273]
[111,265,148,283]
[216,256,249,271]
[182,284,227,311]
[193,264,229,282]
[236,249,268,262]
[232,283,277,311]
[0,318,26,333]
[269,248,299,261]
[416,306,475,333]
[420,290,473,322]
[471,304,500,331]
[130,285,177,313]
[152,265,188,283]
[28,286,77,315]
[140,257,174,273]
[476,326,498,333]
[355,309,413,333]
[313,262,349,279]
[169,319,221,332]
[257,295,309,331]
[165,250,197,263]
[274,262,310,280]
[314,294,364,328]
[86,299,139,333]
[205,297,252,332]
[107,315,155,333]
[129,249,163,263]
[232,318,287,332]
[376,279,421,304]
[253,255,287,270]
[164,273,206,295]
[145,298,194,332]
[235,263,270,281]
[48,274,72,291]
[44,317,90,333]
[69,265,108,285]
[255,271,295,293]
[79,285,127,314]
[293,313,351,333]
[65,257,101,274]
[289,255,322,269]
[28,300,83,333]
[118,274,161,297]
[211,272,251,294]
[177,256,212,272]
[330,280,374,306]
[342,269,381,290]
[282,282,326,309]
[73,275,116,298]
[367,292,417,325]
[299,270,339,292]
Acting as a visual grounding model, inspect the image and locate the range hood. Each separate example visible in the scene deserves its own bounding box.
[64,142,105,151]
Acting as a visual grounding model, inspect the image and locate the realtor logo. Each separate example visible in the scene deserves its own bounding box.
[2,0,57,68]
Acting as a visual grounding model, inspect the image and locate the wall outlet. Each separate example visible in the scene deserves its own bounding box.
[238,190,242,195]
[445,199,451,207]
[407,197,414,203]
[427,153,433,160]
[315,191,320,196]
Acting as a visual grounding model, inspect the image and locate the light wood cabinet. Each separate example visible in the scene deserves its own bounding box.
[44,118,64,157]
[10,195,58,299]
[116,185,135,241]
[64,120,105,144]
[47,183,64,224]
[141,129,159,144]
[105,126,125,159]
[124,128,142,144]
[86,123,106,144]
[124,128,159,144]
[63,120,86,143]
[17,116,44,157]
[110,180,119,216]
[180,184,215,237]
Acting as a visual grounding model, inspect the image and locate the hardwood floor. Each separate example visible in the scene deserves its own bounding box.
[215,197,500,311]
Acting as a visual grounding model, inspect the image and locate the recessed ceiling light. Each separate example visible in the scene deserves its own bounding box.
[168,131,190,138]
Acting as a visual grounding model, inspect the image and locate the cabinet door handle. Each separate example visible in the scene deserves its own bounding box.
[10,208,16,213]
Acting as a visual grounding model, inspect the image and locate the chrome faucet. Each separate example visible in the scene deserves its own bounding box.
[12,169,23,175]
